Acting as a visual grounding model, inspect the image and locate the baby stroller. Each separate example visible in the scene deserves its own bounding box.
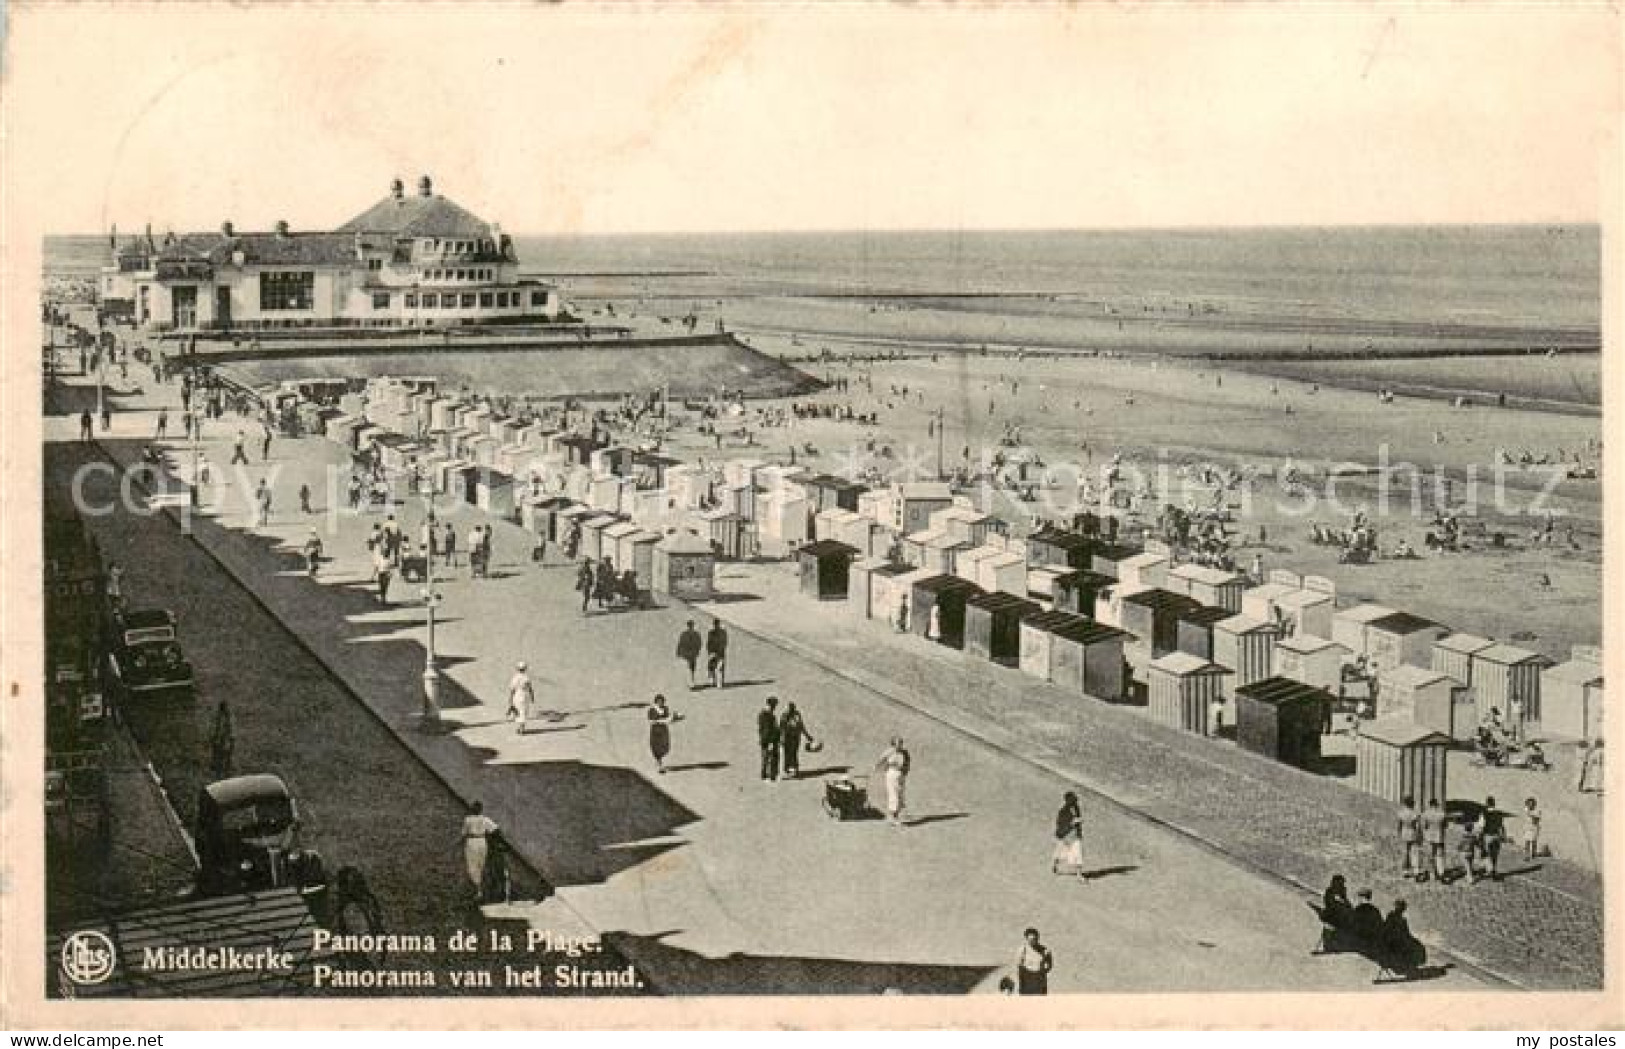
[822,776,872,821]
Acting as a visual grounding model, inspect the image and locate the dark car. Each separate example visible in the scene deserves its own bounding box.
[193,774,325,897]
[106,608,194,695]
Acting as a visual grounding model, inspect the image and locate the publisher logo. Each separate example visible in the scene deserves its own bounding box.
[60,930,116,986]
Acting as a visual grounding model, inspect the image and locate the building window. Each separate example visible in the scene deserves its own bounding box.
[422,293,438,308]
[373,292,390,310]
[367,258,383,271]
[531,291,547,307]
[479,292,494,308]
[404,294,417,308]
[260,271,314,311]
[460,292,476,308]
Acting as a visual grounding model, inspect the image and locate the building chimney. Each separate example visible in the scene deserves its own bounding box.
[391,178,405,200]
[275,220,290,238]
[221,220,235,237]
[418,174,433,198]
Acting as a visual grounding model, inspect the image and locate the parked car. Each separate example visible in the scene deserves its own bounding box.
[193,774,326,897]
[106,608,194,695]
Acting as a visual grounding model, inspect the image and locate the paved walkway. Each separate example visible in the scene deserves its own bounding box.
[710,562,1603,990]
[61,367,1453,994]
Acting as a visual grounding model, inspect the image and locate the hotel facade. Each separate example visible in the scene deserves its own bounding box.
[102,176,561,331]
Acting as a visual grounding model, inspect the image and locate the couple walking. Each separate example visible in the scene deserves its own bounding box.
[676,618,729,689]
[757,696,816,780]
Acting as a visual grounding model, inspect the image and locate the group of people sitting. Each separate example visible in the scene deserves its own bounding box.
[1313,875,1427,980]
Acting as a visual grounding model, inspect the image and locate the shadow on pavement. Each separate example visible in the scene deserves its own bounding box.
[599,930,998,995]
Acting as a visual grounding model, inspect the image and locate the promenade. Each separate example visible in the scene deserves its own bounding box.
[62,354,1601,993]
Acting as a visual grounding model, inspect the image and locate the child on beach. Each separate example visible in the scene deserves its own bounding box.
[1523,797,1543,860]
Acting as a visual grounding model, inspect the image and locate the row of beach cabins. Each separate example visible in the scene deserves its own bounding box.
[294,376,1604,809]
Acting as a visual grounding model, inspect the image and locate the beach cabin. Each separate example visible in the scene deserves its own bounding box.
[1164,564,1246,613]
[857,488,892,527]
[473,469,515,519]
[847,558,890,618]
[522,496,574,540]
[441,461,479,506]
[652,529,715,599]
[1240,583,1297,627]
[1051,570,1114,617]
[964,592,1041,666]
[1026,528,1097,571]
[1364,612,1448,673]
[1471,644,1547,726]
[1148,653,1230,736]
[1354,718,1450,806]
[890,482,955,535]
[1175,605,1235,661]
[325,413,364,448]
[588,474,623,514]
[1272,634,1346,694]
[801,474,867,515]
[919,532,971,577]
[798,539,860,600]
[1542,655,1605,742]
[831,511,879,557]
[1235,677,1328,771]
[700,507,749,560]
[931,505,1003,548]
[1212,614,1279,702]
[556,434,599,469]
[911,575,984,650]
[602,520,642,569]
[955,544,998,587]
[1431,633,1494,687]
[872,566,933,629]
[1118,551,1169,592]
[975,549,1027,596]
[1274,589,1334,641]
[555,504,595,553]
[1050,620,1131,701]
[1375,664,1457,722]
[1090,543,1141,581]
[1330,604,1396,660]
[817,508,863,548]
[1410,676,1477,743]
[722,481,757,522]
[1018,610,1090,682]
[1119,589,1203,671]
[579,513,623,565]
[618,530,662,593]
[1025,566,1069,604]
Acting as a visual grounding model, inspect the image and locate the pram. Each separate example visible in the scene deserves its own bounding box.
[822,776,872,821]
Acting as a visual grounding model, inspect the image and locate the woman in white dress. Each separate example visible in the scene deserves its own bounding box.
[460,801,499,900]
[876,737,911,826]
[1051,792,1086,878]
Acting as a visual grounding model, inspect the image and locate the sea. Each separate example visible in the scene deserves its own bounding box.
[45,224,1600,334]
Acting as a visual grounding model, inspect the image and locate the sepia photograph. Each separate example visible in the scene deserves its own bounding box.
[2,1,1618,1030]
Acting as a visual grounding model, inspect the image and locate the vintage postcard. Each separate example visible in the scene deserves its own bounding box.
[2,1,1620,1031]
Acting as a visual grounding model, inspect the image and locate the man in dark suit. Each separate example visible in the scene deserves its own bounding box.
[757,696,781,781]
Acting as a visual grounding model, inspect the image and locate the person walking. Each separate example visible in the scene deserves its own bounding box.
[467,523,485,578]
[706,619,729,688]
[254,479,272,526]
[507,662,534,731]
[1576,738,1603,793]
[1051,792,1086,878]
[576,559,595,614]
[302,529,323,577]
[593,556,616,609]
[675,620,703,689]
[876,736,911,826]
[1420,798,1449,883]
[1478,796,1507,881]
[1396,795,1422,881]
[779,702,814,779]
[374,546,393,605]
[1013,928,1054,995]
[1522,796,1543,860]
[442,521,458,568]
[155,408,168,439]
[261,423,273,461]
[231,429,249,465]
[100,401,113,433]
[79,409,93,442]
[299,482,313,515]
[459,802,500,904]
[757,697,782,781]
[208,700,234,779]
[647,694,675,774]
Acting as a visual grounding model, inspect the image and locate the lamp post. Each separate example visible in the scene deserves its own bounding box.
[419,484,442,723]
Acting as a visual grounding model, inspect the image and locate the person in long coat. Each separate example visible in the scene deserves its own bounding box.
[1051,792,1085,877]
[676,620,703,688]
[779,702,814,779]
[576,559,595,614]
[647,694,675,773]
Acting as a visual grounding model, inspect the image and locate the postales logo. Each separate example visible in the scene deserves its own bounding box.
[60,930,116,986]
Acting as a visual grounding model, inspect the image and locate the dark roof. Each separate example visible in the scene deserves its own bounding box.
[1235,675,1333,707]
[800,539,860,559]
[1054,620,1130,646]
[338,192,495,238]
[1091,542,1141,563]
[120,608,176,630]
[157,231,361,268]
[1367,611,1444,636]
[1121,588,1203,614]
[1178,604,1235,628]
[872,562,914,578]
[1022,609,1092,635]
[1029,528,1097,553]
[202,773,291,809]
[802,473,868,493]
[913,573,984,596]
[966,591,1041,615]
[1055,569,1114,590]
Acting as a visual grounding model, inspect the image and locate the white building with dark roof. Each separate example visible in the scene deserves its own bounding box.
[102,175,561,331]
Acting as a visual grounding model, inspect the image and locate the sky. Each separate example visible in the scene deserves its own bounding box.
[3,4,1620,235]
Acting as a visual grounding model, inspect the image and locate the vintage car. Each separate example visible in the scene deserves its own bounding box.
[194,774,326,897]
[106,608,195,695]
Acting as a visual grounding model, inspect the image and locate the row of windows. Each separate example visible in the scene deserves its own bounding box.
[418,267,495,282]
[423,238,493,255]
[261,271,314,311]
[371,289,548,310]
